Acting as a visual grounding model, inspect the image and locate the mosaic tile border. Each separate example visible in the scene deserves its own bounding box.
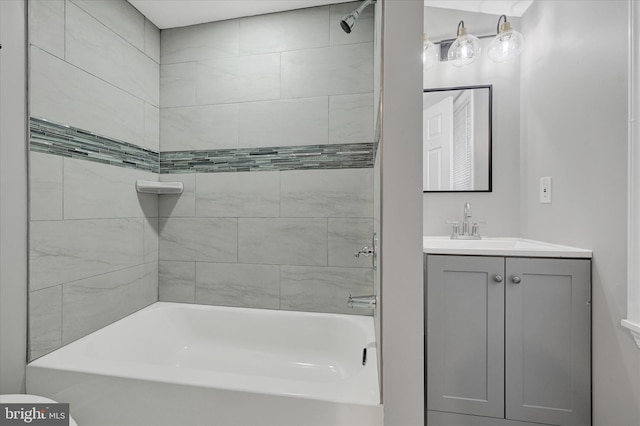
[160,143,376,174]
[30,117,376,173]
[30,117,159,173]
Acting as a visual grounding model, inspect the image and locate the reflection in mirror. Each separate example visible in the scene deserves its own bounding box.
[423,85,492,192]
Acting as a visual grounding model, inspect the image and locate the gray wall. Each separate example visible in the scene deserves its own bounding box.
[520,1,640,424]
[157,2,376,315]
[423,7,521,237]
[379,1,424,424]
[373,0,383,391]
[28,0,160,360]
[0,0,28,394]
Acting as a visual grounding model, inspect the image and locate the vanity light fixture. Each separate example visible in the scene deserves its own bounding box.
[447,20,481,67]
[423,34,439,68]
[487,15,524,63]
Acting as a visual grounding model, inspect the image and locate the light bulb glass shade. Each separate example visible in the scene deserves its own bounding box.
[447,32,481,67]
[423,38,438,68]
[487,28,524,62]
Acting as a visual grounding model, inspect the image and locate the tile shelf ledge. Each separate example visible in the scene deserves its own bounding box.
[135,180,183,195]
[621,320,640,348]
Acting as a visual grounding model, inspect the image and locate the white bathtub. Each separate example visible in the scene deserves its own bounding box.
[26,302,382,426]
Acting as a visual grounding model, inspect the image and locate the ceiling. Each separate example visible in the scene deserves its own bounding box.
[127,0,355,29]
[127,0,534,30]
[424,1,534,17]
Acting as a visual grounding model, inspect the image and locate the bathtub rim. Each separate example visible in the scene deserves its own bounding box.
[28,302,381,407]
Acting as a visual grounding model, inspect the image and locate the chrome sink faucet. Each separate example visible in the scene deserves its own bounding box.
[448,202,482,240]
[462,202,472,236]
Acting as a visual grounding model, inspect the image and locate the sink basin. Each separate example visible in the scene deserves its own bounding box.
[423,237,592,258]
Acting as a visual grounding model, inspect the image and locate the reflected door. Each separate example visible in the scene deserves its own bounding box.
[423,96,453,191]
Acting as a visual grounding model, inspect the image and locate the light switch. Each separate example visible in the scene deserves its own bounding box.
[540,176,552,204]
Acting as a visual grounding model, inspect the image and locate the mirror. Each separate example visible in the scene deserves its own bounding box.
[423,85,492,192]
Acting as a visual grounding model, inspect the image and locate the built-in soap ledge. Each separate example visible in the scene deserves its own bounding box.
[135,180,183,195]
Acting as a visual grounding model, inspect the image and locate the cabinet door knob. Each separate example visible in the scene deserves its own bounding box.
[511,276,522,284]
[494,275,503,282]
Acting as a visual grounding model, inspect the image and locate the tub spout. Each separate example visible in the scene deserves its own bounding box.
[348,294,377,309]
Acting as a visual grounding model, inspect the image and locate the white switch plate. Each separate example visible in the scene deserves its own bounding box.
[540,176,552,203]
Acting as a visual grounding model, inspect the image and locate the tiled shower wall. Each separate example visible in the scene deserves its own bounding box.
[28,0,376,360]
[157,3,376,314]
[28,0,160,359]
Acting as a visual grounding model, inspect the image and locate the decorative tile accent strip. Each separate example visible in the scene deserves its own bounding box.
[30,117,159,173]
[160,143,376,174]
[30,117,376,173]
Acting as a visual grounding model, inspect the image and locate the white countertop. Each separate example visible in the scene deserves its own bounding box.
[423,237,592,258]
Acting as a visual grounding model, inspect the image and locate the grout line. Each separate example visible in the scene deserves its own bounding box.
[192,261,197,303]
[326,217,329,267]
[278,52,282,100]
[59,283,64,351]
[34,46,159,109]
[69,0,157,65]
[63,0,67,61]
[161,41,374,67]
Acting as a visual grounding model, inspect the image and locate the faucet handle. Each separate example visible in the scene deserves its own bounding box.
[446,221,460,239]
[471,221,487,237]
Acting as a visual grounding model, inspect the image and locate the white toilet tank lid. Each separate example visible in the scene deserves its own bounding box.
[1,394,58,404]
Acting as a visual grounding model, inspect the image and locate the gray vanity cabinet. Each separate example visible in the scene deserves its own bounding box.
[426,255,505,418]
[426,255,591,426]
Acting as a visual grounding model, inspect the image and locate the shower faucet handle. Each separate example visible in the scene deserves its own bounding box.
[354,246,374,258]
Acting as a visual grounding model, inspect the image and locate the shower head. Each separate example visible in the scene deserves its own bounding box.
[340,0,376,34]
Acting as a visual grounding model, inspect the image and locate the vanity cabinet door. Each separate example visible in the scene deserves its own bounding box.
[505,258,591,426]
[426,255,505,418]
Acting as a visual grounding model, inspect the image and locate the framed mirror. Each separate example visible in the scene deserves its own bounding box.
[423,85,492,192]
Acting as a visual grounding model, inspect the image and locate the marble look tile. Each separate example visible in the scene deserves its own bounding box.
[196,54,280,105]
[63,158,158,219]
[281,43,374,99]
[66,2,159,106]
[280,169,374,217]
[30,152,63,221]
[30,218,144,290]
[144,18,161,63]
[29,286,62,360]
[159,261,195,303]
[62,263,157,344]
[159,174,195,217]
[161,19,239,64]
[328,218,374,268]
[196,263,279,309]
[329,93,374,144]
[29,0,65,59]
[144,217,159,264]
[195,171,280,218]
[160,63,196,108]
[161,104,239,151]
[70,0,145,51]
[238,218,327,266]
[239,6,329,55]
[238,97,329,147]
[329,2,374,46]
[159,217,237,262]
[280,266,373,315]
[144,103,160,152]
[31,46,145,147]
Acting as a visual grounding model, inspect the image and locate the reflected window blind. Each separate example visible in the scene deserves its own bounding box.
[452,100,473,190]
